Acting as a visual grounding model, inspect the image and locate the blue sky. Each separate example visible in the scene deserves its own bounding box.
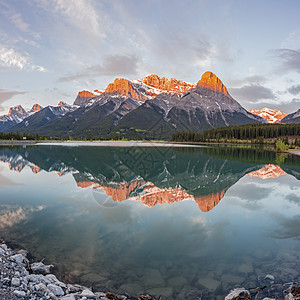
[0,0,299,114]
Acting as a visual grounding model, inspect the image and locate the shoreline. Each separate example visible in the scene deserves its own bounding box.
[286,149,300,157]
[1,238,299,300]
[0,238,156,300]
[1,139,300,156]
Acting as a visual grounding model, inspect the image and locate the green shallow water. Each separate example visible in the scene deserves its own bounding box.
[0,144,300,299]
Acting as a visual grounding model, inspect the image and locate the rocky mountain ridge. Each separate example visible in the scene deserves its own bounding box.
[280,108,300,124]
[1,71,298,138]
[249,108,287,123]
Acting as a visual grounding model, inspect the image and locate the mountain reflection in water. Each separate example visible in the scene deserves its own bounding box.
[0,145,299,212]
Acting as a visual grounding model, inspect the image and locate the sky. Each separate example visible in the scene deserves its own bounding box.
[0,0,299,115]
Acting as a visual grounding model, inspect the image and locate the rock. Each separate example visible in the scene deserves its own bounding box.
[13,290,26,298]
[61,295,76,300]
[0,247,5,255]
[67,284,80,293]
[10,254,24,264]
[146,287,173,297]
[11,277,21,286]
[222,274,245,284]
[17,249,28,258]
[198,277,221,291]
[119,283,143,295]
[105,78,146,101]
[31,262,53,274]
[47,283,64,296]
[143,269,164,287]
[265,274,275,281]
[225,288,251,300]
[167,276,187,288]
[238,264,253,274]
[46,274,66,288]
[197,71,230,96]
[81,289,94,296]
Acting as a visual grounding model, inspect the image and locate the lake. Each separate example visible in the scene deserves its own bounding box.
[0,144,300,299]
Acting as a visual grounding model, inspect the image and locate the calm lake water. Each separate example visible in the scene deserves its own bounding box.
[0,144,300,299]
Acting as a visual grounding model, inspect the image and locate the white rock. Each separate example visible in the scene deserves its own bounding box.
[35,282,48,292]
[47,283,65,296]
[11,277,21,286]
[225,288,250,300]
[11,254,24,264]
[81,289,94,296]
[13,290,26,297]
[60,295,76,300]
[265,274,275,281]
[0,243,8,250]
[31,262,53,274]
[46,274,66,288]
[0,247,5,255]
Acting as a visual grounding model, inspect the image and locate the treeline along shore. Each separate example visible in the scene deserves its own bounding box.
[171,123,300,145]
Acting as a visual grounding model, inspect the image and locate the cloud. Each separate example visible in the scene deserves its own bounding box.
[0,45,46,71]
[0,88,27,111]
[287,84,300,95]
[273,48,300,74]
[229,75,267,87]
[36,0,105,38]
[229,84,276,102]
[10,13,29,32]
[58,54,139,83]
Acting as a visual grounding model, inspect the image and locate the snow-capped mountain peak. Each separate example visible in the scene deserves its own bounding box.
[249,108,287,123]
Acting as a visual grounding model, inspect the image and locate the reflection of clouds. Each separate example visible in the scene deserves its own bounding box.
[226,197,263,211]
[271,215,300,241]
[227,182,272,204]
[0,205,45,229]
[286,193,300,205]
[0,173,19,187]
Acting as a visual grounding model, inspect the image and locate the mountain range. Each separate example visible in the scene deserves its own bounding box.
[1,146,298,212]
[0,71,299,139]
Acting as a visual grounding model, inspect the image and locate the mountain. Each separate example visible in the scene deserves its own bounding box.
[73,90,104,106]
[0,104,42,131]
[74,74,196,106]
[5,72,265,138]
[10,102,77,134]
[280,109,300,124]
[109,72,264,139]
[249,108,287,123]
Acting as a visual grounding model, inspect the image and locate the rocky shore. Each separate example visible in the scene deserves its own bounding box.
[0,239,156,300]
[1,237,300,300]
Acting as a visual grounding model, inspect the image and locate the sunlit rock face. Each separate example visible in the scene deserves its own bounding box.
[8,105,26,116]
[139,74,196,96]
[194,190,226,212]
[197,71,230,97]
[105,78,148,101]
[249,108,287,123]
[247,164,286,179]
[77,180,146,202]
[73,90,98,106]
[76,180,226,212]
[31,104,42,112]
